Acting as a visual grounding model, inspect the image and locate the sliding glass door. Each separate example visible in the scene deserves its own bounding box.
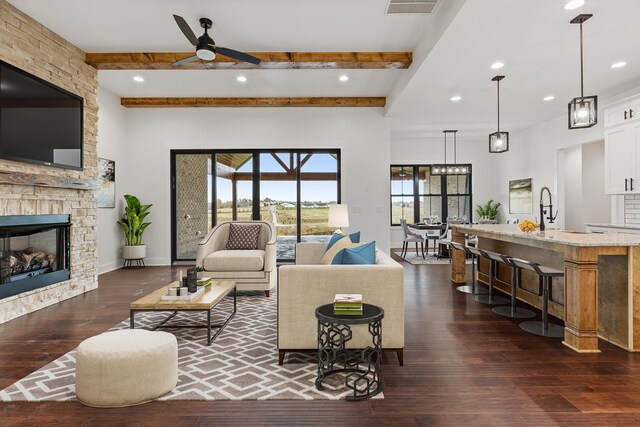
[214,153,254,223]
[300,152,339,243]
[260,152,298,260]
[173,153,213,260]
[171,149,340,262]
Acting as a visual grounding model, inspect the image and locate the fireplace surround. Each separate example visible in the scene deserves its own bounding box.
[0,214,71,300]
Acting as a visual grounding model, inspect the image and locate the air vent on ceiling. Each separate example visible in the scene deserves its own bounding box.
[386,0,439,14]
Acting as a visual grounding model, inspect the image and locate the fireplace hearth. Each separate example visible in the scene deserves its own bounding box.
[0,214,70,299]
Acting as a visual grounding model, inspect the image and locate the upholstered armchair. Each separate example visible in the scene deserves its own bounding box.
[195,221,277,297]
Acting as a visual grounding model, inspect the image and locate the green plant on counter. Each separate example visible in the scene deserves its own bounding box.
[116,194,152,246]
[475,199,501,221]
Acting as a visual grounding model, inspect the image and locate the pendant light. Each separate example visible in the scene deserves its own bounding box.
[398,167,407,178]
[489,75,509,153]
[432,130,468,175]
[568,14,597,129]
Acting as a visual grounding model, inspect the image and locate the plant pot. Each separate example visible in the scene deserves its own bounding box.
[123,244,147,260]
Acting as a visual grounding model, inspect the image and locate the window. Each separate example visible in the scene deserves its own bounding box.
[171,149,340,262]
[390,164,472,225]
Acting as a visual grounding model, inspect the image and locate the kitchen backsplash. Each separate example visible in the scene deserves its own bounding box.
[625,194,640,224]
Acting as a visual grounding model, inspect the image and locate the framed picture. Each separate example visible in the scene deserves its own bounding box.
[96,158,115,208]
[509,178,533,214]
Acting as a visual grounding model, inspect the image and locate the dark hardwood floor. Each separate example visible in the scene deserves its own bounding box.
[2,255,640,426]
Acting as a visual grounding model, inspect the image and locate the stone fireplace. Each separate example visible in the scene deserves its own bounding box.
[0,0,99,323]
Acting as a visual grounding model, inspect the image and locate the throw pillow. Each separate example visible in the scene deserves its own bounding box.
[325,231,361,252]
[331,241,376,265]
[226,223,261,250]
[320,235,354,264]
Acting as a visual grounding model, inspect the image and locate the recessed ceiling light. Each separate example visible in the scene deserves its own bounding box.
[611,61,627,69]
[564,0,585,10]
[339,75,349,82]
[491,62,504,70]
[450,96,462,102]
[543,95,555,101]
[236,75,247,83]
[133,75,144,83]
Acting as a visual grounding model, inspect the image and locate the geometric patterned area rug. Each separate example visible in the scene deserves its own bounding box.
[393,251,472,265]
[0,291,382,401]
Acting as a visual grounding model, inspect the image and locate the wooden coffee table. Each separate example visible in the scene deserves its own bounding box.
[129,280,236,346]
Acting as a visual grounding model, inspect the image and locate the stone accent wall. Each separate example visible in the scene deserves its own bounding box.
[175,155,209,259]
[0,1,98,323]
[624,194,640,225]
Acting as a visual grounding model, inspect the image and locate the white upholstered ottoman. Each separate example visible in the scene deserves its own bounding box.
[75,329,178,407]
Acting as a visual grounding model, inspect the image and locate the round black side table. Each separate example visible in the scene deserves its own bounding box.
[315,303,384,401]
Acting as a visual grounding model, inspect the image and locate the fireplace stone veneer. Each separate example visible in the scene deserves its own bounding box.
[0,193,98,324]
[0,0,99,323]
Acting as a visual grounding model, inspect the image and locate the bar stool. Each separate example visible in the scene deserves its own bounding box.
[487,254,536,319]
[509,258,565,338]
[449,241,487,295]
[468,247,509,305]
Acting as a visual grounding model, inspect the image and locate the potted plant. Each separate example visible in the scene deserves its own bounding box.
[475,199,502,221]
[117,194,152,260]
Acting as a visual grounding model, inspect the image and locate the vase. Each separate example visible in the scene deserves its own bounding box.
[122,244,147,260]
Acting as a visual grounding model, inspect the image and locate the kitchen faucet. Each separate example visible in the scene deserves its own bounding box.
[539,186,558,231]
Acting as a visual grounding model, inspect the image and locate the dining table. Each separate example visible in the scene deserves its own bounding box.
[408,223,448,255]
[407,223,447,231]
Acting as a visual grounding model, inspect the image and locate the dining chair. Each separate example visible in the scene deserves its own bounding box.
[400,219,424,258]
[422,220,441,255]
[436,219,467,261]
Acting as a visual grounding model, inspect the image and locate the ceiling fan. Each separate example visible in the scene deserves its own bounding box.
[172,15,261,66]
[398,167,412,178]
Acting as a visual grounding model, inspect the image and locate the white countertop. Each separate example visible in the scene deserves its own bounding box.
[585,223,640,231]
[453,224,640,247]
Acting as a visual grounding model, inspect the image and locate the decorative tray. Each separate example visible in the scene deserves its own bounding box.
[161,286,205,301]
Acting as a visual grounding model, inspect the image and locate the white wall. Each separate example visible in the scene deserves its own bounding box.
[113,107,391,265]
[390,135,496,247]
[96,88,127,273]
[560,140,610,231]
[563,145,584,231]
[582,140,611,227]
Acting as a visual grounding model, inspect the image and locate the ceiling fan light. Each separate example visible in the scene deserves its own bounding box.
[196,48,216,61]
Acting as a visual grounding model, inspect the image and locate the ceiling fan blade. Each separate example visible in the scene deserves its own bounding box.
[213,46,261,65]
[172,55,199,66]
[173,14,199,46]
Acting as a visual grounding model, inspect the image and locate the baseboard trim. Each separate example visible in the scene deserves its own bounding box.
[98,261,121,275]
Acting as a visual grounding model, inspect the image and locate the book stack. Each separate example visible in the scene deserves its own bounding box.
[197,278,213,289]
[334,294,363,316]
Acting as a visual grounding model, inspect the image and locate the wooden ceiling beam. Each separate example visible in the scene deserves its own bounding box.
[120,97,386,108]
[85,52,412,70]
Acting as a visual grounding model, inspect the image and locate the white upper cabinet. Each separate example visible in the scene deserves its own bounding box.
[605,98,640,128]
[630,98,640,120]
[604,95,640,195]
[605,126,633,194]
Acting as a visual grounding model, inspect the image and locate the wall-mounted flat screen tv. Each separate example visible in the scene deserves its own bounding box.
[0,60,83,170]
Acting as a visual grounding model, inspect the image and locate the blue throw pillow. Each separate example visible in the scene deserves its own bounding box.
[342,250,369,264]
[331,241,376,264]
[325,232,361,252]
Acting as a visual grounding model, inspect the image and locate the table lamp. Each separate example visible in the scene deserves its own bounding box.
[328,204,349,235]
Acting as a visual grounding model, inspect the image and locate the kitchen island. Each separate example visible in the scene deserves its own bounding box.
[451,224,640,353]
